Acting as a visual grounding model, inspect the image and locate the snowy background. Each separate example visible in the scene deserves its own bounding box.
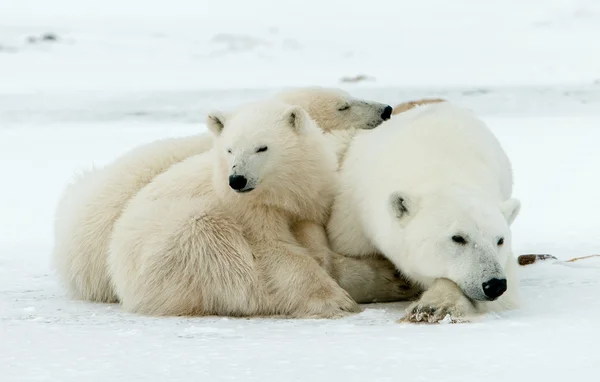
[1,0,599,381]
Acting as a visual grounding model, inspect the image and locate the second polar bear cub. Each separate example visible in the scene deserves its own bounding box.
[108,99,360,317]
[328,102,522,323]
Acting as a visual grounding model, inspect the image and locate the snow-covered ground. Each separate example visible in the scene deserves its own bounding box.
[1,1,600,381]
[2,0,600,91]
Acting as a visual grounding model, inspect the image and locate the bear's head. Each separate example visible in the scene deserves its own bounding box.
[207,100,336,196]
[276,87,393,131]
[386,188,521,302]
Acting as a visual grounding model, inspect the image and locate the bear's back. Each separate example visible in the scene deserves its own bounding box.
[346,102,513,202]
[129,150,215,206]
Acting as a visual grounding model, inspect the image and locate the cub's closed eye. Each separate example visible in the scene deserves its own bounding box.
[497,238,504,246]
[338,105,351,111]
[452,235,467,244]
[227,149,232,154]
[256,146,268,153]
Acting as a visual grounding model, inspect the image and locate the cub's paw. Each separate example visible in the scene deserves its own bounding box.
[298,285,362,319]
[354,255,422,303]
[383,268,422,302]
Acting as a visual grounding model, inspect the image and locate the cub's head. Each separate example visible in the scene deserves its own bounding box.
[387,189,521,302]
[207,100,330,194]
[276,87,393,131]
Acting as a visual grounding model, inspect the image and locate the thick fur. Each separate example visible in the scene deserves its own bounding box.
[109,100,370,317]
[53,135,212,303]
[328,102,522,323]
[292,221,420,304]
[52,87,394,304]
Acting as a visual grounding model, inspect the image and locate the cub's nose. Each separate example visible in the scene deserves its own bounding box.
[482,278,507,300]
[228,175,248,191]
[381,105,393,120]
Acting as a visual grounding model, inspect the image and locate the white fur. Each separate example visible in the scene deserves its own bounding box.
[108,100,360,317]
[52,135,212,303]
[52,87,392,304]
[328,102,521,321]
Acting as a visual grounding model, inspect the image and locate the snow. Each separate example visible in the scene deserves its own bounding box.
[2,0,600,91]
[1,0,600,381]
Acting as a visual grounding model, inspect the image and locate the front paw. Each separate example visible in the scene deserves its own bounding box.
[398,302,470,324]
[397,279,478,324]
[299,285,362,319]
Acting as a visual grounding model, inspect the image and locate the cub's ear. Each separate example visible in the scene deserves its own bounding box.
[285,106,306,132]
[500,198,521,226]
[207,111,227,136]
[389,191,418,222]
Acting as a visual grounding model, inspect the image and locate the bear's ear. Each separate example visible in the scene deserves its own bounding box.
[207,111,226,136]
[389,191,418,221]
[500,198,521,226]
[285,106,306,132]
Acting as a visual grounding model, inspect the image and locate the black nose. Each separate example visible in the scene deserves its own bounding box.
[228,175,247,191]
[381,105,393,120]
[482,278,507,300]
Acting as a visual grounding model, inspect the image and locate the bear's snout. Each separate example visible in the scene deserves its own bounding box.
[381,105,393,121]
[482,278,507,300]
[229,175,249,192]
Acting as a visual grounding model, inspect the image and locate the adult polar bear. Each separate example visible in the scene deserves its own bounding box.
[52,87,396,304]
[327,102,521,323]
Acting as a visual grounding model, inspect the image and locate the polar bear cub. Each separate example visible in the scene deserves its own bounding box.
[327,102,521,323]
[52,87,393,304]
[108,99,363,317]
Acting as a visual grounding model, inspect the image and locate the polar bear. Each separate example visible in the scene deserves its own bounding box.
[108,99,375,317]
[327,102,522,323]
[52,87,394,304]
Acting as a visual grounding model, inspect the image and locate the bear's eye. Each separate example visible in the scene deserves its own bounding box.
[497,238,504,246]
[451,235,467,245]
[227,149,232,154]
[256,146,268,153]
[338,105,351,111]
